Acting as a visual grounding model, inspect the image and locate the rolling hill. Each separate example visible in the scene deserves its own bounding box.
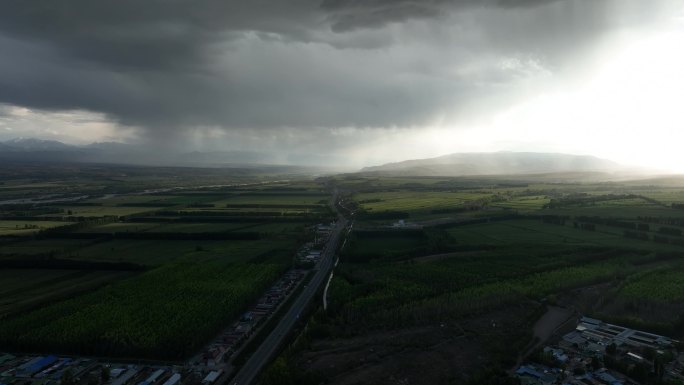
[360,152,624,176]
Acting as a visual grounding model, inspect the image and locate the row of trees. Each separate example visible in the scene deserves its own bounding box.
[638,216,684,226]
[545,194,638,209]
[0,258,145,271]
[152,210,327,217]
[624,230,684,246]
[40,231,261,241]
[225,203,324,208]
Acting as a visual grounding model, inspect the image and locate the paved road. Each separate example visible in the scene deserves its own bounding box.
[229,215,348,385]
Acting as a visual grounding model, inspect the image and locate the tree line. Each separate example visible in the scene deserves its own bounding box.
[38,231,261,241]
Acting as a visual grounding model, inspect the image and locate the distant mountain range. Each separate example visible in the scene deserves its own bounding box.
[361,152,625,176]
[0,139,638,177]
[0,138,297,168]
[3,137,75,151]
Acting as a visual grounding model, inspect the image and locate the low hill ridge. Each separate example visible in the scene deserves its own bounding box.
[360,152,622,176]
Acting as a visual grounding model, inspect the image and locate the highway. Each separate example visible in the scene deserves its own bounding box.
[229,214,348,385]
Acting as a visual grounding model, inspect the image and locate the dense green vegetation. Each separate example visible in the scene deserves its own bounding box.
[619,267,684,302]
[0,269,133,319]
[331,242,641,331]
[0,164,333,359]
[0,258,284,359]
[264,174,684,385]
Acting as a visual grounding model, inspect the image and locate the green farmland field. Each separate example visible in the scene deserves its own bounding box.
[354,191,493,213]
[490,195,550,211]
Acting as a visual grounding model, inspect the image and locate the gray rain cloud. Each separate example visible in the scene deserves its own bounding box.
[0,0,680,153]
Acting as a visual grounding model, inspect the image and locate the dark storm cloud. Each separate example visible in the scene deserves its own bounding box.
[0,0,674,136]
[0,1,333,72]
[320,0,563,32]
[0,0,561,57]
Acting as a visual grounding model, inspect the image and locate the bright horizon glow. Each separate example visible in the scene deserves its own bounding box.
[468,26,684,173]
[316,18,684,172]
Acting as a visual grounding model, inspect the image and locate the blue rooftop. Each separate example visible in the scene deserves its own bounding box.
[581,316,602,325]
[596,371,623,385]
[516,366,544,379]
[26,355,57,375]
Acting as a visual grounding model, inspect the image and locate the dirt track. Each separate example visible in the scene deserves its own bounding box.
[513,305,576,370]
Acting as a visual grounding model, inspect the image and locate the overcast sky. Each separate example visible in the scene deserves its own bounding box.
[0,0,683,169]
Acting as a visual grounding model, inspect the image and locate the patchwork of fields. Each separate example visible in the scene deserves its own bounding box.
[264,174,684,385]
[4,168,684,383]
[0,168,333,360]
